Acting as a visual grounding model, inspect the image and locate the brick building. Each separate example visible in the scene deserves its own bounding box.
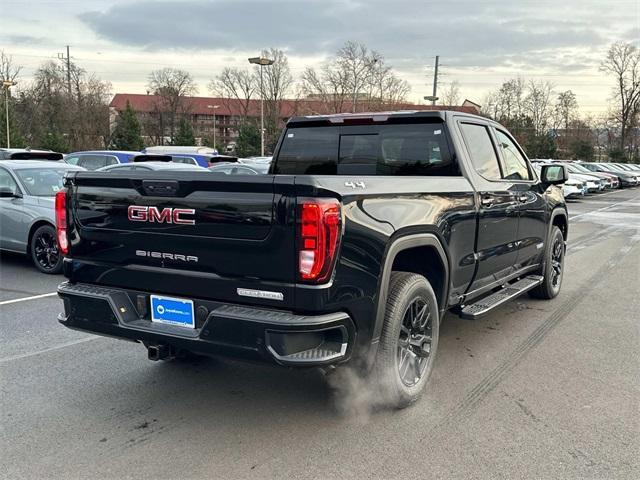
[109,93,481,147]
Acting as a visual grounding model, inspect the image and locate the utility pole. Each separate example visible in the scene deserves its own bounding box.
[66,45,71,95]
[431,55,439,106]
[58,46,71,95]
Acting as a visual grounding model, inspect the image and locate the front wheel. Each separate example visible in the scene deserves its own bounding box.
[371,272,439,409]
[529,226,565,299]
[30,224,63,274]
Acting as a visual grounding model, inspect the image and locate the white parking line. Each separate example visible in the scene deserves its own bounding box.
[570,194,640,220]
[0,337,98,364]
[0,292,58,306]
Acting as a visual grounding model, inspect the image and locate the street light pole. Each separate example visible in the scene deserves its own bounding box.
[207,104,220,150]
[259,66,265,155]
[3,81,17,149]
[248,56,274,156]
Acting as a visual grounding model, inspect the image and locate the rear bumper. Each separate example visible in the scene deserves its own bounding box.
[57,282,356,367]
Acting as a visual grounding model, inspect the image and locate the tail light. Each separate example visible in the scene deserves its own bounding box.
[298,198,342,282]
[55,189,68,255]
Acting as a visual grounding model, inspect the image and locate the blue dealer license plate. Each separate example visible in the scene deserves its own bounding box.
[150,295,195,328]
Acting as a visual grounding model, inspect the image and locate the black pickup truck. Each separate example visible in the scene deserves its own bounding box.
[57,111,568,407]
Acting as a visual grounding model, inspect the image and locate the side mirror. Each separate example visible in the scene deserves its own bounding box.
[0,186,21,198]
[540,164,567,185]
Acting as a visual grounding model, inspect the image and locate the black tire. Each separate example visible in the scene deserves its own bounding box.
[529,226,565,299]
[30,224,63,274]
[371,272,439,409]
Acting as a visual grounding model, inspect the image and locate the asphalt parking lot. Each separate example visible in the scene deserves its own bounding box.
[1,189,639,479]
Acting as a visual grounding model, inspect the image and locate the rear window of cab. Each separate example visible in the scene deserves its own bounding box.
[274,123,459,176]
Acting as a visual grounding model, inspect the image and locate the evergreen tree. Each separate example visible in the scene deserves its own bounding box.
[41,131,68,153]
[172,117,195,146]
[235,124,260,157]
[111,101,144,150]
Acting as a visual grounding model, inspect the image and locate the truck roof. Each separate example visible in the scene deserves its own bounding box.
[287,109,488,126]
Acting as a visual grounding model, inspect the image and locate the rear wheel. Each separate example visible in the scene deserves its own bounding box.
[529,226,564,299]
[372,272,439,409]
[30,224,63,274]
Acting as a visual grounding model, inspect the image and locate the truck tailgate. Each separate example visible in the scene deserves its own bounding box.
[66,171,296,304]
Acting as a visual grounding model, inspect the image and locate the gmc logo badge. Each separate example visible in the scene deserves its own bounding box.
[127,206,196,225]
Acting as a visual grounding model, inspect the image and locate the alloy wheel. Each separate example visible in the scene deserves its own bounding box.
[397,296,433,387]
[34,231,60,271]
[550,236,564,288]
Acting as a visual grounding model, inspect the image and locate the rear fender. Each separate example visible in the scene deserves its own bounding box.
[366,233,450,368]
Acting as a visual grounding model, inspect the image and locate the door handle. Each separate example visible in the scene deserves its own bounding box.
[480,196,494,207]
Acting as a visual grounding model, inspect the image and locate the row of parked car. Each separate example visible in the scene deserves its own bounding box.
[531,159,640,198]
[0,146,273,174]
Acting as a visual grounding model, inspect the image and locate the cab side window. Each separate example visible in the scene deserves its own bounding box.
[460,123,502,180]
[495,130,531,180]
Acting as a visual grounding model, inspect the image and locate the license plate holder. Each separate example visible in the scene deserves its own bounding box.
[150,295,195,329]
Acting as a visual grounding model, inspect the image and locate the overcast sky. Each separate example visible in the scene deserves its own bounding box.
[2,0,638,114]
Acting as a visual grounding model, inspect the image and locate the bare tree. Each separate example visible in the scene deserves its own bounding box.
[600,41,640,157]
[524,80,555,136]
[554,90,578,132]
[13,59,111,150]
[148,67,198,142]
[497,77,526,120]
[0,50,22,83]
[439,81,461,106]
[302,41,409,114]
[209,67,256,122]
[302,63,351,113]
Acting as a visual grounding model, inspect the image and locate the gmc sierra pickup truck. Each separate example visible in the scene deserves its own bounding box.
[57,110,568,407]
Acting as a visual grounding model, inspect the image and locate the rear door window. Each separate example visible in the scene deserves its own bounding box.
[494,129,531,180]
[459,123,502,181]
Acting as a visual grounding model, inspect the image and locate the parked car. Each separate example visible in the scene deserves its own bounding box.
[58,110,569,408]
[581,162,639,187]
[559,162,613,189]
[98,161,205,172]
[571,162,619,188]
[143,146,219,156]
[562,164,606,191]
[532,160,594,193]
[142,146,224,167]
[238,156,272,173]
[0,148,63,161]
[66,151,137,170]
[209,163,261,175]
[612,163,640,175]
[0,160,84,273]
[533,163,585,198]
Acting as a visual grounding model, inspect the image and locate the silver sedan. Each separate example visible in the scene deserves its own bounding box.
[0,160,84,273]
